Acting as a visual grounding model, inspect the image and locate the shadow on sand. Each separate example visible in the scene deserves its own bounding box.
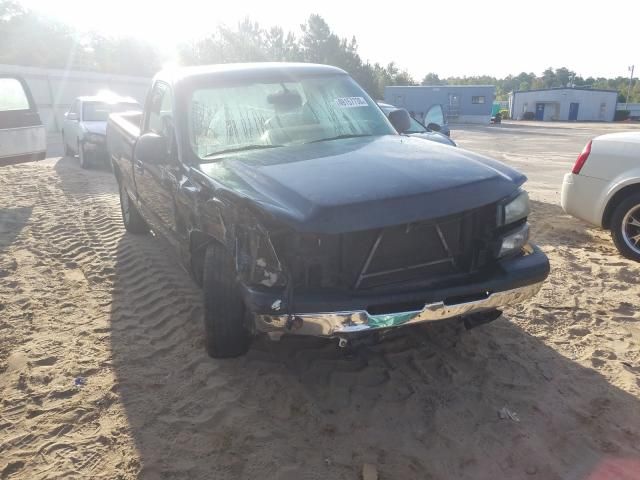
[105,209,640,480]
[0,206,32,256]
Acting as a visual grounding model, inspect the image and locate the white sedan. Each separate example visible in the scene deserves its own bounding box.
[561,132,640,261]
[62,94,139,168]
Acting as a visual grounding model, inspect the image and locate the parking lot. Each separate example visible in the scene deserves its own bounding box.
[1,122,639,479]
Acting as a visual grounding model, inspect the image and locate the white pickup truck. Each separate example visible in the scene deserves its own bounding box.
[0,75,46,166]
[561,132,640,261]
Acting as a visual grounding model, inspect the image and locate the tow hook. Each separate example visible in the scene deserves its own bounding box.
[463,309,503,330]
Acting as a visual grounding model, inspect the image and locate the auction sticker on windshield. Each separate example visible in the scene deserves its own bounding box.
[335,97,368,108]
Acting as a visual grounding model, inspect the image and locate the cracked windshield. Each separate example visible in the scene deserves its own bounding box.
[190,75,393,158]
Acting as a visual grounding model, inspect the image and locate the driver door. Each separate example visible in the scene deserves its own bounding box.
[424,104,449,136]
[0,76,46,166]
[134,81,180,235]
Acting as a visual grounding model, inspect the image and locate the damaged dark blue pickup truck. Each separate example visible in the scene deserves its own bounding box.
[107,63,549,358]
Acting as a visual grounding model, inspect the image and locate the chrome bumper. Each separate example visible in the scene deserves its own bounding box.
[254,281,544,337]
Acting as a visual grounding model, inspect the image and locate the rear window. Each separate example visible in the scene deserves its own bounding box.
[0,78,30,111]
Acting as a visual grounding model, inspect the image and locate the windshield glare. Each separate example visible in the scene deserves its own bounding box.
[189,75,396,159]
[82,102,139,122]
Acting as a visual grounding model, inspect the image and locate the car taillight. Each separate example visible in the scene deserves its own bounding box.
[572,140,592,174]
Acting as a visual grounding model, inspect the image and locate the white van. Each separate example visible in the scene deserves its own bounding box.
[0,75,46,166]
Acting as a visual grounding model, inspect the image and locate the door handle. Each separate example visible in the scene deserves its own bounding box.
[180,183,199,195]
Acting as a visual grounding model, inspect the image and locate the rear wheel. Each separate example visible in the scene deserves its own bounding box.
[118,182,148,234]
[202,242,251,358]
[611,193,640,262]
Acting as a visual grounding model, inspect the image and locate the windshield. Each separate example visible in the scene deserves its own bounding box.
[189,75,395,159]
[82,101,140,121]
[405,116,427,134]
[0,77,31,111]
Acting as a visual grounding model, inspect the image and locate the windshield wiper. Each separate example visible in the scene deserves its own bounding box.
[203,144,283,158]
[308,134,373,144]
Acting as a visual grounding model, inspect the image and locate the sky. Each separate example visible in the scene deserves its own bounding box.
[19,0,640,80]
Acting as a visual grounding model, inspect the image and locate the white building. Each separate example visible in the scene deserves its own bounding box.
[509,87,618,122]
[385,85,495,124]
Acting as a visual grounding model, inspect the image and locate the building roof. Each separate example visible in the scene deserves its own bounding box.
[511,87,617,95]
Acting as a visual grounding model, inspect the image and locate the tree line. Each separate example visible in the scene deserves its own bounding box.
[421,68,639,103]
[1,1,637,103]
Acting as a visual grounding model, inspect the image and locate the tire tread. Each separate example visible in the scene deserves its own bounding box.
[610,192,640,262]
[203,243,250,358]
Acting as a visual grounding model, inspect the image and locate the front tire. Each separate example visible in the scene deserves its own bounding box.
[78,142,88,169]
[63,132,73,157]
[611,193,640,262]
[202,242,251,358]
[118,182,148,234]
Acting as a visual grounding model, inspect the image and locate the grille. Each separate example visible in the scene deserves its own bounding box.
[278,203,498,291]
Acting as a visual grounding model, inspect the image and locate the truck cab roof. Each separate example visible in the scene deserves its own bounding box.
[153,62,349,89]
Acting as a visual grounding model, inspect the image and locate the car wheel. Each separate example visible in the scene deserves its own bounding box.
[118,182,148,234]
[611,192,640,262]
[78,142,88,169]
[63,132,73,157]
[202,242,251,358]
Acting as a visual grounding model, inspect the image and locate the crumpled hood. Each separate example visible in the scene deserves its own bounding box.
[81,121,107,136]
[199,135,526,234]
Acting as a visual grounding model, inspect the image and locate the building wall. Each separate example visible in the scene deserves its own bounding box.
[384,85,495,124]
[510,88,618,122]
[1,63,150,132]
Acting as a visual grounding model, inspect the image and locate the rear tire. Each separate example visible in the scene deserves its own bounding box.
[611,192,640,262]
[202,242,251,358]
[118,182,148,234]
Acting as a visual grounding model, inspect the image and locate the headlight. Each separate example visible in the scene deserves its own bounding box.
[498,223,530,257]
[499,190,530,226]
[85,133,105,144]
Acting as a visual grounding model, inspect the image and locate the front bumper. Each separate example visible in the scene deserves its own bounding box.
[82,139,108,162]
[248,244,549,337]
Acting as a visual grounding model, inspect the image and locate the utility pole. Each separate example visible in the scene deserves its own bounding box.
[625,65,635,110]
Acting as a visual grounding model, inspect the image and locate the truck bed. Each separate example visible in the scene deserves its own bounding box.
[107,111,142,192]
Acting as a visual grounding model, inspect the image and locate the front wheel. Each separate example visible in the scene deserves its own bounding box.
[611,193,640,262]
[202,242,251,358]
[78,142,88,169]
[118,182,148,234]
[63,132,73,157]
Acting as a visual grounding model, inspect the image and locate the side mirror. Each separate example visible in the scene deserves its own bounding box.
[427,122,441,132]
[66,112,78,121]
[135,132,167,165]
[388,109,411,134]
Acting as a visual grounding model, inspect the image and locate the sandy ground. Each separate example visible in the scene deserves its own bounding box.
[1,123,640,479]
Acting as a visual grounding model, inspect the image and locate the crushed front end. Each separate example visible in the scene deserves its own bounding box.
[234,194,549,338]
